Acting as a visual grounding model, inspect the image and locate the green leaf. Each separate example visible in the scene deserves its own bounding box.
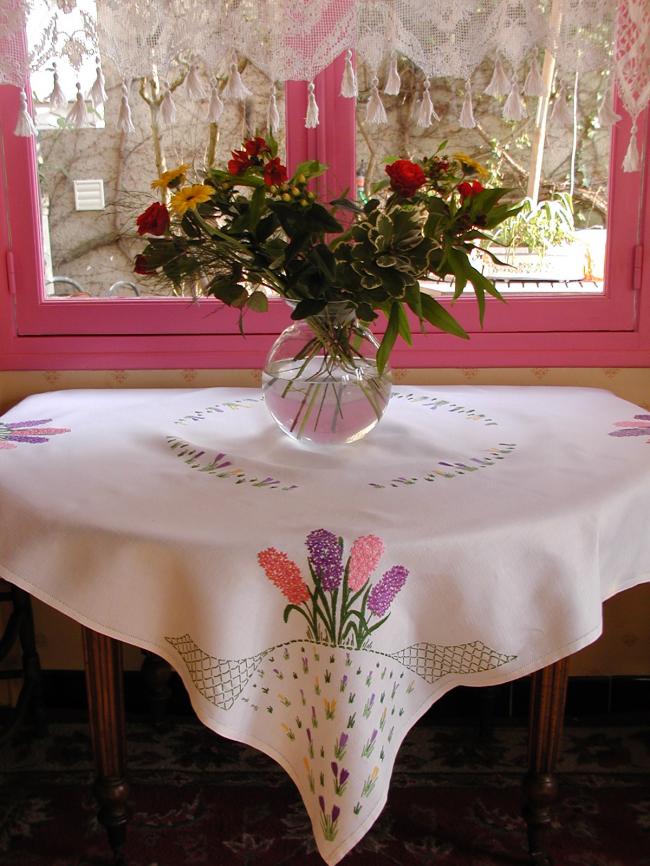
[376,302,400,374]
[445,246,470,297]
[329,197,363,214]
[395,303,413,346]
[420,293,469,339]
[291,298,328,319]
[292,159,328,180]
[247,291,269,312]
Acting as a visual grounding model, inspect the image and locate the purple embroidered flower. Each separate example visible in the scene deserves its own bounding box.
[367,565,409,617]
[306,529,343,591]
[331,805,340,823]
[339,768,349,786]
[610,415,650,442]
[318,795,326,813]
[0,419,70,450]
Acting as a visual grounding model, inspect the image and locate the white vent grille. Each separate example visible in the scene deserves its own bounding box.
[73,179,105,211]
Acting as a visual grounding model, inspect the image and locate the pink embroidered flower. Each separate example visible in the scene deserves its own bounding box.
[610,415,650,443]
[257,547,310,604]
[348,534,384,591]
[0,419,70,450]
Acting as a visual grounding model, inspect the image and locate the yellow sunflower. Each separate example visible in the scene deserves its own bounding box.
[151,163,191,190]
[170,184,215,216]
[452,152,489,179]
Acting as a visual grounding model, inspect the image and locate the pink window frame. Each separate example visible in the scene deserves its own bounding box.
[0,47,649,369]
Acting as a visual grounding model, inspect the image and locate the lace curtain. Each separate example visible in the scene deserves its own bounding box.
[1,0,648,170]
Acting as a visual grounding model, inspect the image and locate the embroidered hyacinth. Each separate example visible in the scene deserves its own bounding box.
[367,565,409,617]
[0,419,70,450]
[348,535,384,591]
[257,548,310,604]
[610,415,650,443]
[306,529,344,591]
[257,528,409,648]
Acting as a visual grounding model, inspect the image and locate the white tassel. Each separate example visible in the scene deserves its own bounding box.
[502,81,527,121]
[416,78,439,127]
[186,64,205,100]
[484,56,511,98]
[459,81,476,128]
[524,57,545,97]
[268,85,281,135]
[208,85,224,122]
[48,63,67,111]
[366,76,387,124]
[340,49,357,98]
[222,62,252,101]
[160,89,176,125]
[550,86,573,128]
[66,83,87,128]
[14,88,37,137]
[598,85,621,127]
[305,81,319,128]
[384,53,401,96]
[117,82,135,133]
[90,57,107,108]
[410,95,422,122]
[623,123,640,172]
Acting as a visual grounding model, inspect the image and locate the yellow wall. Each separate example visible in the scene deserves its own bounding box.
[1,366,649,690]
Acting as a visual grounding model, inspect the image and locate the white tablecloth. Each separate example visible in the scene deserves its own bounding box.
[1,385,649,864]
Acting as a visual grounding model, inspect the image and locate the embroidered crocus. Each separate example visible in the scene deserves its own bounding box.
[0,419,70,449]
[306,529,343,591]
[334,732,348,759]
[610,415,650,442]
[367,565,409,617]
[257,547,310,604]
[348,534,384,591]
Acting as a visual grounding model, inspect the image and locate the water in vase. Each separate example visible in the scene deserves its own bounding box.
[263,357,392,445]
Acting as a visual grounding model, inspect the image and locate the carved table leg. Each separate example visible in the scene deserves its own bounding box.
[141,650,174,727]
[523,658,569,866]
[82,628,129,866]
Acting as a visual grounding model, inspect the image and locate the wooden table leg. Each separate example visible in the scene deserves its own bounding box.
[523,658,569,866]
[82,627,129,866]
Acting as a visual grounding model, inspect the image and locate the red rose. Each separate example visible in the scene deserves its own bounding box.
[458,180,484,200]
[134,254,155,275]
[385,159,427,197]
[263,157,288,186]
[136,202,170,236]
[244,136,269,157]
[228,148,251,175]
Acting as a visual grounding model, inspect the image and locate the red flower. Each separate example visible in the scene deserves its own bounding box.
[134,254,155,275]
[458,180,484,200]
[244,136,270,157]
[136,202,170,236]
[385,159,427,197]
[228,149,251,175]
[263,157,288,186]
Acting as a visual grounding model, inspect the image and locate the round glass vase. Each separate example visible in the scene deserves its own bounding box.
[262,303,392,446]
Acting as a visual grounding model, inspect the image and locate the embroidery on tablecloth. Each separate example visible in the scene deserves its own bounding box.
[165,529,516,844]
[391,392,499,425]
[0,419,71,450]
[368,443,517,488]
[173,397,261,426]
[609,414,650,443]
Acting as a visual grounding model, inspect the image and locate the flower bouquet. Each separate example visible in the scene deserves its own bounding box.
[135,138,520,444]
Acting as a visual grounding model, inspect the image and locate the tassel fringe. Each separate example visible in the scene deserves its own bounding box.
[485,56,511,98]
[366,76,387,124]
[524,57,545,97]
[90,58,107,108]
[66,83,88,129]
[623,123,640,172]
[459,81,476,128]
[305,81,319,128]
[384,53,401,95]
[598,86,621,127]
[117,82,135,133]
[503,81,527,121]
[186,65,205,100]
[417,79,439,127]
[550,86,573,128]
[49,63,67,111]
[14,88,37,137]
[340,49,357,98]
[223,62,252,101]
[208,86,224,122]
[268,85,281,135]
[160,89,177,125]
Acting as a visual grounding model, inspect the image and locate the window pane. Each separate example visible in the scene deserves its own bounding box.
[27,1,284,300]
[356,57,611,295]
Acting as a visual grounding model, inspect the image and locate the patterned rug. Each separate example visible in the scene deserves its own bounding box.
[1,720,649,865]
